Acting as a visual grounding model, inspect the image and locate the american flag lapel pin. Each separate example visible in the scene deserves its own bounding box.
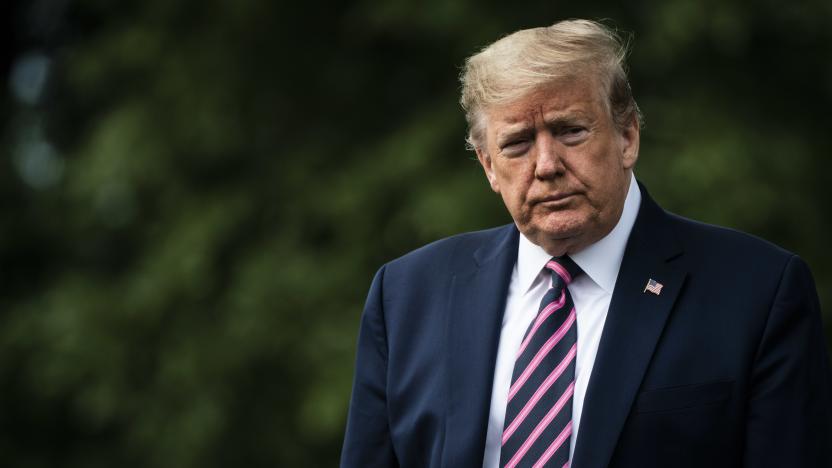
[644,278,663,295]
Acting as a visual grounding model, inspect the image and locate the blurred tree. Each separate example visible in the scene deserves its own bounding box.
[1,0,830,466]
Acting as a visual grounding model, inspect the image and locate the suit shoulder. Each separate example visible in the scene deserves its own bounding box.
[666,211,794,265]
[384,224,512,274]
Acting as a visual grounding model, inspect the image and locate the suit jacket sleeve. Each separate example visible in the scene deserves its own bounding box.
[341,266,398,467]
[744,255,832,467]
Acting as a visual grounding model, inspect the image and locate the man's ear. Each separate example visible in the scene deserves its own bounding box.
[475,147,500,193]
[620,114,640,170]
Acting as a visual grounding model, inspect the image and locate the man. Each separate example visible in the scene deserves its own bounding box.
[341,19,832,468]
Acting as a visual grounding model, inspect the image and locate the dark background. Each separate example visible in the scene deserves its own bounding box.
[3,0,831,466]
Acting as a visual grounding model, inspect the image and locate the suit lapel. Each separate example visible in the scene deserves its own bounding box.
[571,187,688,468]
[443,225,518,467]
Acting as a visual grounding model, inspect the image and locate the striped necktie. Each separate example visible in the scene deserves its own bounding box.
[500,256,582,468]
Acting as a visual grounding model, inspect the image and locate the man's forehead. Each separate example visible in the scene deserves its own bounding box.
[488,81,602,124]
[495,107,592,125]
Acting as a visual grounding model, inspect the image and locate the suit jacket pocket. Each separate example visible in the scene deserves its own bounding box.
[635,380,733,414]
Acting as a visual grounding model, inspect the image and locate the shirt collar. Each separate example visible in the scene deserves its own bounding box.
[516,173,642,294]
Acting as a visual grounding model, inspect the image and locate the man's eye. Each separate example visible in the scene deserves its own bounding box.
[501,140,529,152]
[560,127,588,143]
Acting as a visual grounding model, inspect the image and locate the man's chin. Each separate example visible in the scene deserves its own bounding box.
[527,217,585,239]
[520,223,587,255]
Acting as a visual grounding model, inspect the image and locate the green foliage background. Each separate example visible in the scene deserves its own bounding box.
[3,0,831,466]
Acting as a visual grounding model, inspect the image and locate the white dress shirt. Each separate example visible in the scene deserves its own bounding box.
[482,173,642,467]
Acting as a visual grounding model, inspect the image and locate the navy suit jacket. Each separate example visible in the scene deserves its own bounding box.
[341,186,832,467]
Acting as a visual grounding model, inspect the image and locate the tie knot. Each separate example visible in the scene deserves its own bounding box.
[545,256,582,287]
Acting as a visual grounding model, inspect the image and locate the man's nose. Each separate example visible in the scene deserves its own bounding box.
[534,132,565,179]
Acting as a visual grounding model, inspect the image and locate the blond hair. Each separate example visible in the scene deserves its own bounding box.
[459,19,641,149]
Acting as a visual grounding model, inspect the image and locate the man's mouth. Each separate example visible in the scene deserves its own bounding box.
[534,192,578,205]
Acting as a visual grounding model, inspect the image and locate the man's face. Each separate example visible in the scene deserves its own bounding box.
[475,76,639,256]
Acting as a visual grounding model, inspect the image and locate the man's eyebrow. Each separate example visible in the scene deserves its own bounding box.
[496,125,534,144]
[542,111,591,126]
[494,111,596,144]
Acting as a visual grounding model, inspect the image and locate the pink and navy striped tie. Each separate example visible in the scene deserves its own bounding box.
[500,256,582,468]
